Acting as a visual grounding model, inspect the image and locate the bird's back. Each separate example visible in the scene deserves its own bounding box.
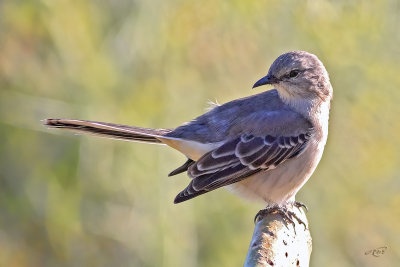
[166,89,297,143]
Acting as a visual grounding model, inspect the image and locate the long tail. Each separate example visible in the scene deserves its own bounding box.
[45,119,172,144]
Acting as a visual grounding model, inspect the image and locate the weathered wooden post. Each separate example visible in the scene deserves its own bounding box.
[244,206,312,267]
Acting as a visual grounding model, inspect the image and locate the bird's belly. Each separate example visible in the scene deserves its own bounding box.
[226,143,324,205]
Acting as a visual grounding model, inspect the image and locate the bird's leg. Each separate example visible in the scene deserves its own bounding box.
[254,204,307,230]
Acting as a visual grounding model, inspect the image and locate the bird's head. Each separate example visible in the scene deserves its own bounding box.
[253,51,332,102]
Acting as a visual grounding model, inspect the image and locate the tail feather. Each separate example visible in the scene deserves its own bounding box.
[45,119,172,144]
[168,159,195,176]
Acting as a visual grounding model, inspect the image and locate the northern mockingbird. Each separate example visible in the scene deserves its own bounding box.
[46,51,332,222]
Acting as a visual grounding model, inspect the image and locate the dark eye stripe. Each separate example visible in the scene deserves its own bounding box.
[289,70,299,78]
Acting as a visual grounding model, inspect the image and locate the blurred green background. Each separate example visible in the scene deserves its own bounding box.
[1,0,399,266]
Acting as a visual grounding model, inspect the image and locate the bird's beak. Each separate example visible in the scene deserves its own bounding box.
[252,74,278,89]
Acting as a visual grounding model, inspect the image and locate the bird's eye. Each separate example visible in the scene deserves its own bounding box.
[289,70,300,78]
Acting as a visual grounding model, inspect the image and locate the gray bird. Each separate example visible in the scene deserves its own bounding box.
[46,51,332,221]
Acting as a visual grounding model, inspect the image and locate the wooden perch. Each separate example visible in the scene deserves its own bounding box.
[244,206,312,267]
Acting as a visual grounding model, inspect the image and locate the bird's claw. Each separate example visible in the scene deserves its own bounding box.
[294,201,308,212]
[254,204,307,230]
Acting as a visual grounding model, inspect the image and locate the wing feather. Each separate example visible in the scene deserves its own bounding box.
[174,130,312,203]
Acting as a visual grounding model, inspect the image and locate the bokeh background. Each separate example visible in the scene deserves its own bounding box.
[1,0,399,266]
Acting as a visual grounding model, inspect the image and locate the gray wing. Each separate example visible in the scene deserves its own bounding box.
[174,131,313,203]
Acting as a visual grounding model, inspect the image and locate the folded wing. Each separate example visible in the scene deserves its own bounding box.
[174,131,312,203]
